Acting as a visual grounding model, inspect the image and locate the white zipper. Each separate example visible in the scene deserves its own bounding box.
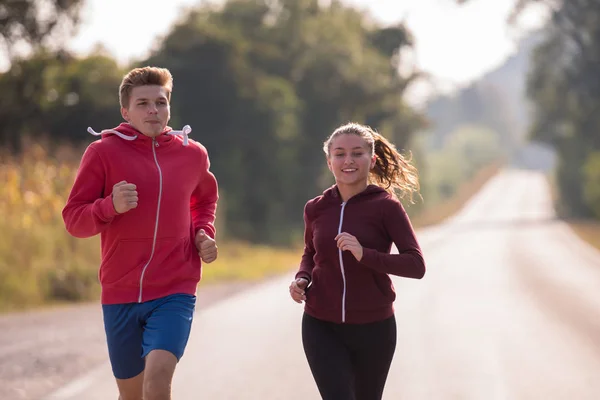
[138,138,163,302]
[338,201,347,322]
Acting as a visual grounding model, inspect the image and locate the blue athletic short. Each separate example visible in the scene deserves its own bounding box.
[102,293,196,379]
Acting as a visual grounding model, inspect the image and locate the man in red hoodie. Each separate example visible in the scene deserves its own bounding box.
[62,66,219,400]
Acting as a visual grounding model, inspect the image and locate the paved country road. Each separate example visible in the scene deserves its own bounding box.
[3,168,600,399]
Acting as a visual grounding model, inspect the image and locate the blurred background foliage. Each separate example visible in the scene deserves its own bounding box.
[2,0,598,308]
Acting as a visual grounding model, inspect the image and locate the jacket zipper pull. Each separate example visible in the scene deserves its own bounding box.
[153,138,159,147]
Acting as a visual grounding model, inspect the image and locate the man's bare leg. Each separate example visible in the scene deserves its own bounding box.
[143,349,178,400]
[115,370,144,400]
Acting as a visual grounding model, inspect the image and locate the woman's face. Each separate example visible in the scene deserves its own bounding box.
[327,134,376,187]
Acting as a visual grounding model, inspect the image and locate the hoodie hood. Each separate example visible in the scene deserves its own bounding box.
[87,123,192,146]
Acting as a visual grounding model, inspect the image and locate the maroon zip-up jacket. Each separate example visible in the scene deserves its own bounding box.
[295,184,425,324]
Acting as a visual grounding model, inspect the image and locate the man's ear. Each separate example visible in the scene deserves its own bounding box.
[121,107,129,122]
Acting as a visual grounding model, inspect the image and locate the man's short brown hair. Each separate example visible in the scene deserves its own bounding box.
[119,66,173,108]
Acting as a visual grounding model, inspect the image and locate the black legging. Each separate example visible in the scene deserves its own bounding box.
[302,313,397,400]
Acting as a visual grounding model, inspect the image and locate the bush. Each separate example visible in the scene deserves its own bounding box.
[583,151,600,218]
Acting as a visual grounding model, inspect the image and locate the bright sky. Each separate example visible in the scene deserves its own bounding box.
[10,0,550,104]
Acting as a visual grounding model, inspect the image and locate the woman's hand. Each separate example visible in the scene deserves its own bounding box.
[335,232,363,261]
[289,278,309,303]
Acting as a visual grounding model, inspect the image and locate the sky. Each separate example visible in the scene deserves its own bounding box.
[9,0,550,105]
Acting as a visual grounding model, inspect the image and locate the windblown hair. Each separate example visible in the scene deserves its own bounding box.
[323,122,420,202]
[119,66,173,108]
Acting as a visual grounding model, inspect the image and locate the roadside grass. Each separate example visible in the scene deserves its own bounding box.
[201,241,302,284]
[565,220,600,253]
[545,172,600,253]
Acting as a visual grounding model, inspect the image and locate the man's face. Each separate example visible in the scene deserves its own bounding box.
[121,85,170,137]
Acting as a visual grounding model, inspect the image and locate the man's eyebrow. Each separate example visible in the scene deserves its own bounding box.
[134,96,168,102]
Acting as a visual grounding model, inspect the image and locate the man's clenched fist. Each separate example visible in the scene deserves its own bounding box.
[112,181,138,214]
[195,229,218,263]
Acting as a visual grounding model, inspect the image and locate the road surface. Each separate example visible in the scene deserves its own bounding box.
[8,168,600,399]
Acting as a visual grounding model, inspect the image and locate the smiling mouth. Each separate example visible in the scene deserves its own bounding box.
[342,168,357,172]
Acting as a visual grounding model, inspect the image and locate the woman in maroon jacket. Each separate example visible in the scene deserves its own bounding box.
[289,122,426,400]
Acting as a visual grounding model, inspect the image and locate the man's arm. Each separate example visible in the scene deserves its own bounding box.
[190,149,218,239]
[62,146,117,238]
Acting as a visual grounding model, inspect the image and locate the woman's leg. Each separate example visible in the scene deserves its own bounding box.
[302,313,355,400]
[349,315,397,400]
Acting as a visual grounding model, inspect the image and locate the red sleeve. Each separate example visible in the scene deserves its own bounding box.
[295,201,316,283]
[190,147,219,239]
[62,145,118,238]
[359,199,425,279]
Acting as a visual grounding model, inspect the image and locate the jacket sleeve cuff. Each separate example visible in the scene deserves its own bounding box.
[295,271,311,284]
[97,195,118,221]
[360,247,378,267]
[195,226,216,239]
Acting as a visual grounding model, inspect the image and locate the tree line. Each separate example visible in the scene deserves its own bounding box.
[522,0,600,219]
[5,0,595,244]
[0,0,425,244]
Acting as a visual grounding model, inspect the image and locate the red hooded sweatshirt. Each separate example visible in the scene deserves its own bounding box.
[62,123,218,305]
[295,185,425,324]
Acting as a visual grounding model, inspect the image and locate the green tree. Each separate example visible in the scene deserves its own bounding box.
[0,0,84,60]
[524,0,600,217]
[0,50,124,149]
[458,0,600,218]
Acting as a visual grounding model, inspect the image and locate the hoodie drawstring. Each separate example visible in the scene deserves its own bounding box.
[87,127,137,141]
[167,125,191,146]
[87,125,192,146]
